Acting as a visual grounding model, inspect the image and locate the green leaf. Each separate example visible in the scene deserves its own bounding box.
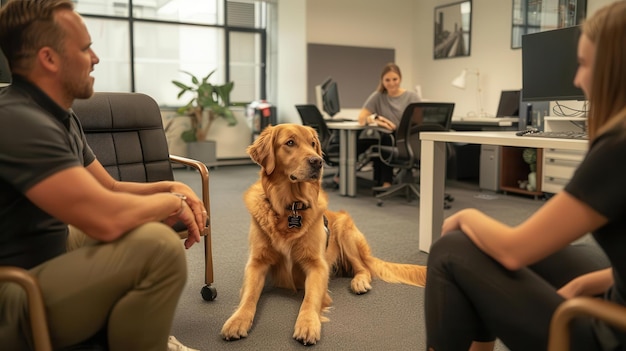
[181,129,197,142]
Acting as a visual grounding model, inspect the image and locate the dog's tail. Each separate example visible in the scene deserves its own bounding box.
[366,257,427,287]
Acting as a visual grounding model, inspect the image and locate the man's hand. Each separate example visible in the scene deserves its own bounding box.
[169,182,208,239]
[163,198,202,249]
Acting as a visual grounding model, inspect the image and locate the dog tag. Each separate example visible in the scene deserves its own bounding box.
[288,215,302,228]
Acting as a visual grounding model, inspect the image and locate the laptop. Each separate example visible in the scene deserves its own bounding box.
[496,90,521,118]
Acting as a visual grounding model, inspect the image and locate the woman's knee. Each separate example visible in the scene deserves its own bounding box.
[428,231,475,266]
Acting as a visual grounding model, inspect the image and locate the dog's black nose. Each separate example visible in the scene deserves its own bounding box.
[309,156,323,170]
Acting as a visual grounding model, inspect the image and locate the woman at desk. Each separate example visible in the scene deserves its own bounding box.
[425,2,626,350]
[357,62,420,189]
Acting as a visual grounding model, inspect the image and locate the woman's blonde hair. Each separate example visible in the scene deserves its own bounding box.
[583,0,626,140]
[377,63,402,94]
[0,0,74,74]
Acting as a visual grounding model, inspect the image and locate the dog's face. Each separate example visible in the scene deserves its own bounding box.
[247,124,324,182]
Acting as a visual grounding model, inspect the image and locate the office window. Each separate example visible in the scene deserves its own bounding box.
[75,0,129,18]
[229,31,263,103]
[75,0,221,24]
[76,0,270,107]
[134,22,224,106]
[84,17,132,92]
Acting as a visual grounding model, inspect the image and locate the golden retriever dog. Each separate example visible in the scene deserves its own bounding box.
[221,124,426,345]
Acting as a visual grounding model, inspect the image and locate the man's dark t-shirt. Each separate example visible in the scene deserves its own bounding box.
[0,75,96,269]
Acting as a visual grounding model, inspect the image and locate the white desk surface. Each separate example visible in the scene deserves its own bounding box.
[420,130,588,150]
[325,120,364,129]
[417,131,587,253]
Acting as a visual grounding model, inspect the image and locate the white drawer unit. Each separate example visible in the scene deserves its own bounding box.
[542,148,586,193]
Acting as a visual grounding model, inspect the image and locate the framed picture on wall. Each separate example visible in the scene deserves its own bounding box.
[511,0,587,49]
[434,1,472,59]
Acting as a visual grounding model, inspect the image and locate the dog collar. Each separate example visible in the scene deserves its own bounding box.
[286,201,309,211]
[287,201,309,228]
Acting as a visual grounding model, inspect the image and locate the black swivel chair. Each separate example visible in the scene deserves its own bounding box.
[295,104,341,183]
[372,102,455,207]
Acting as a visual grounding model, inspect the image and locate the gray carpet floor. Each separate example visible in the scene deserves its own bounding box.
[169,164,543,351]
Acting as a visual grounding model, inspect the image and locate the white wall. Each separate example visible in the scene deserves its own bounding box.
[275,0,307,124]
[288,0,617,118]
[306,0,418,95]
[414,0,522,117]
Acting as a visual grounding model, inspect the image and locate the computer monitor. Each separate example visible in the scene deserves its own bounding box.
[522,26,585,102]
[0,50,10,88]
[496,90,521,117]
[314,77,341,118]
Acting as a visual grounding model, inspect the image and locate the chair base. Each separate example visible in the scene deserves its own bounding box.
[374,183,420,206]
[373,179,453,209]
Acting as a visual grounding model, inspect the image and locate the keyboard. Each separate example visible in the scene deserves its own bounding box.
[521,130,588,140]
[326,117,355,122]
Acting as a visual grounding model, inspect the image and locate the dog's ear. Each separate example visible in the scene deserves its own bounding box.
[247,125,276,174]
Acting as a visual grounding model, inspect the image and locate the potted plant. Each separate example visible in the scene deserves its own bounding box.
[172,69,237,142]
[170,70,236,166]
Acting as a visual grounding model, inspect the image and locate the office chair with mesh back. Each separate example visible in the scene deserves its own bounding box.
[295,104,341,183]
[72,92,217,302]
[372,102,455,207]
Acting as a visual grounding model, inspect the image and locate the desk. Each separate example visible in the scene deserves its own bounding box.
[418,131,588,252]
[451,117,519,128]
[325,121,365,197]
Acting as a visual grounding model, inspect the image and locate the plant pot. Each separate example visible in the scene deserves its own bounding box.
[187,140,217,167]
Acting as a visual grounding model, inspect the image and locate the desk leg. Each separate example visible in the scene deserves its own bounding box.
[338,129,348,196]
[419,140,447,252]
[346,129,358,197]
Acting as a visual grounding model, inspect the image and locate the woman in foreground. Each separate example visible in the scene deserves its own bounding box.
[425,1,626,350]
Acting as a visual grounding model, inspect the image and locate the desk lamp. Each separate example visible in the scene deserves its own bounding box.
[451,68,484,117]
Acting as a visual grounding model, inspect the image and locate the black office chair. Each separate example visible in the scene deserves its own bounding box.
[372,102,455,207]
[295,104,341,185]
[72,92,217,302]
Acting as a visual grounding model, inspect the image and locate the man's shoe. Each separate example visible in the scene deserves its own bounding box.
[168,336,199,351]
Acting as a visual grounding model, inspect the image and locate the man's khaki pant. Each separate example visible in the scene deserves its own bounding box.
[0,222,187,351]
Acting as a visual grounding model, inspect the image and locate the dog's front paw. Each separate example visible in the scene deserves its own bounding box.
[293,315,321,346]
[350,275,372,294]
[221,313,254,341]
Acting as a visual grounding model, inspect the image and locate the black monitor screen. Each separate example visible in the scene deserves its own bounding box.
[522,26,585,101]
[0,50,10,86]
[496,90,520,117]
[322,80,340,117]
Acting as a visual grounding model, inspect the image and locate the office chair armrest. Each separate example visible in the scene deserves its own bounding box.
[169,154,211,237]
[0,267,52,351]
[367,125,394,135]
[372,128,396,165]
[548,297,626,351]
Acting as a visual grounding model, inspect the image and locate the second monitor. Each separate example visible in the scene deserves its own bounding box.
[315,77,341,118]
[496,90,521,117]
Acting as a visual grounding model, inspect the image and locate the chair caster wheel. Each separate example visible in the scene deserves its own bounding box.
[376,200,383,207]
[201,284,217,301]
